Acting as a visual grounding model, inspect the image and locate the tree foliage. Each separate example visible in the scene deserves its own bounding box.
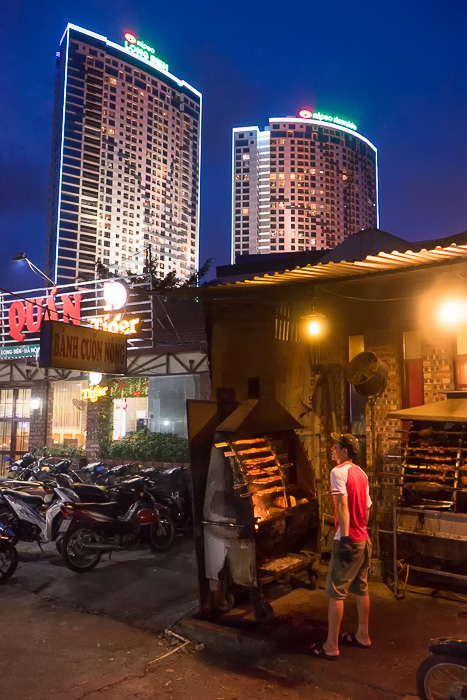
[95,257,214,289]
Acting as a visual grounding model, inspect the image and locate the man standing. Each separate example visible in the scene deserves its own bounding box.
[311,432,372,660]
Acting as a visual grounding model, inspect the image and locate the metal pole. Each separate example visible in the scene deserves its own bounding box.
[393,505,398,597]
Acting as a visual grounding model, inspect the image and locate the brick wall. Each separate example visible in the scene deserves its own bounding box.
[29,382,54,449]
[422,341,455,403]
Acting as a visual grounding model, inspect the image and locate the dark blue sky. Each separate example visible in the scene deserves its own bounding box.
[1,0,467,291]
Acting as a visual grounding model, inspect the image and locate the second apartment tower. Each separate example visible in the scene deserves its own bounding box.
[232,114,378,261]
[47,24,201,284]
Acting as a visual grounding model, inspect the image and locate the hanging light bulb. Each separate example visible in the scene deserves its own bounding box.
[302,312,326,338]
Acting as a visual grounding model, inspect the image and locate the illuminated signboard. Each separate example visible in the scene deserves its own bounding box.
[40,320,127,374]
[0,278,151,354]
[89,281,140,335]
[0,344,39,361]
[298,108,357,131]
[82,385,109,402]
[123,32,169,72]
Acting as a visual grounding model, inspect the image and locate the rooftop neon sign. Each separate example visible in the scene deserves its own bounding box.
[123,33,169,72]
[298,108,357,131]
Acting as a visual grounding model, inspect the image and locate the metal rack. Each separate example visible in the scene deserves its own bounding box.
[392,506,467,597]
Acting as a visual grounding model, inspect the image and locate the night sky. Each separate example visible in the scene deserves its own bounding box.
[2,0,467,291]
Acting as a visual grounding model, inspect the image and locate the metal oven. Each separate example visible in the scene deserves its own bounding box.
[201,398,320,622]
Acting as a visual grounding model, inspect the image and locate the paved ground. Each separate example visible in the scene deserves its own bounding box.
[3,537,467,699]
[10,535,199,632]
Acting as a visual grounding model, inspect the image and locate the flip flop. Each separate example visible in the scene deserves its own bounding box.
[339,633,371,649]
[310,643,339,661]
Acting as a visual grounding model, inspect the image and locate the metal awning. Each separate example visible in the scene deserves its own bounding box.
[389,397,467,422]
[209,243,467,291]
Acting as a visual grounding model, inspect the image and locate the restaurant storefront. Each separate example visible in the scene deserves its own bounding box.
[0,276,209,466]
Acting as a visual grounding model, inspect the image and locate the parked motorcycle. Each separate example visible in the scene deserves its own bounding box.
[0,476,80,547]
[417,637,467,700]
[0,524,18,583]
[58,476,176,573]
[80,461,139,486]
[141,466,192,530]
[6,450,38,480]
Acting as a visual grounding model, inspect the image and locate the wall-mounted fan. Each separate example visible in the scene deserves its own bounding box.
[72,399,87,411]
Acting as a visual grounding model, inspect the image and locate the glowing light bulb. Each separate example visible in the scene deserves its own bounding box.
[308,320,321,336]
[437,300,466,326]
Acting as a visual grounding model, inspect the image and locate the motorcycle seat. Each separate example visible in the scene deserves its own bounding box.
[76,501,119,514]
[2,489,44,509]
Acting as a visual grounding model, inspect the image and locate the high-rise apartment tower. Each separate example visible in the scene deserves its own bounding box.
[231,111,378,262]
[47,24,201,284]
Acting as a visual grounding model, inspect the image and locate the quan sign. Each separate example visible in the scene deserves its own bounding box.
[0,277,152,357]
[39,321,127,374]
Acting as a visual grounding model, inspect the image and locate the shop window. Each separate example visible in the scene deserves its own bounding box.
[402,331,423,407]
[52,381,87,447]
[148,375,200,438]
[0,388,31,465]
[113,396,148,440]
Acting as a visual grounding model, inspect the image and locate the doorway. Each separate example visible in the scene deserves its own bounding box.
[0,388,31,470]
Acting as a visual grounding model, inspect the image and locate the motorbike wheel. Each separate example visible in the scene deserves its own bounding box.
[61,526,102,573]
[148,514,175,552]
[416,654,467,700]
[0,507,19,546]
[0,541,18,583]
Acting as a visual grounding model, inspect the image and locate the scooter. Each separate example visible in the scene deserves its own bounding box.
[6,450,38,480]
[141,466,192,529]
[58,476,175,573]
[0,524,18,583]
[0,477,80,546]
[417,637,467,700]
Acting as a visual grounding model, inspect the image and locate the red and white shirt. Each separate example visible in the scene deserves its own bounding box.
[330,461,372,542]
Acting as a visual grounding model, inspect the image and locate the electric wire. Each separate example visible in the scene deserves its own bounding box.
[320,286,423,302]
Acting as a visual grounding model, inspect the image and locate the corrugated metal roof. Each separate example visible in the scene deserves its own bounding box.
[217,243,467,289]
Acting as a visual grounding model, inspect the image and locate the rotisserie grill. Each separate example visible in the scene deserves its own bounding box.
[202,398,319,621]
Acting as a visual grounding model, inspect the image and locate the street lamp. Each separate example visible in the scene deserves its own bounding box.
[11,253,54,286]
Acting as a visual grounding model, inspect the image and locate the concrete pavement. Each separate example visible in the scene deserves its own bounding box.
[4,537,467,699]
[9,535,199,632]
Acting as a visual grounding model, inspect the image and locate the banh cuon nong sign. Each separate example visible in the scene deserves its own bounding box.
[123,32,169,72]
[298,108,357,131]
[39,320,127,374]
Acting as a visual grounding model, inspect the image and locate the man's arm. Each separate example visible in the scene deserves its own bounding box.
[365,507,371,525]
[334,494,350,538]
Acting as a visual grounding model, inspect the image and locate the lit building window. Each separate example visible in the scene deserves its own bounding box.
[110,77,117,85]
[242,208,249,215]
[242,154,250,160]
[243,174,249,181]
[290,174,296,180]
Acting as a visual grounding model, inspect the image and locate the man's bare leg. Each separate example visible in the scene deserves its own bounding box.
[323,598,344,655]
[355,594,371,646]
